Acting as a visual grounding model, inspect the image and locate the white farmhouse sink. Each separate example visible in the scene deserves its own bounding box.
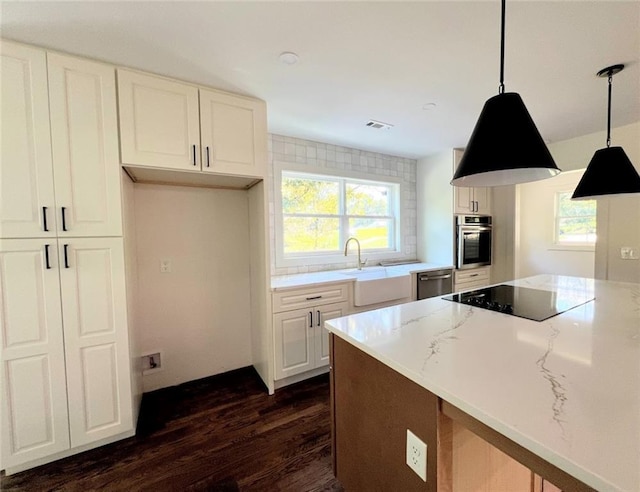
[337,268,411,306]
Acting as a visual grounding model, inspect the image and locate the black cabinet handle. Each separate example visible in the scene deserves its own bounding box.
[61,207,67,231]
[192,144,197,166]
[206,146,210,167]
[42,207,48,232]
[44,244,51,269]
[309,311,313,328]
[317,310,321,327]
[305,295,322,301]
[63,244,69,268]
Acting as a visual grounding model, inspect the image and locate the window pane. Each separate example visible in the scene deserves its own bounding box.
[556,191,596,244]
[557,218,596,243]
[282,176,339,215]
[283,217,340,253]
[346,183,390,216]
[348,218,391,249]
[558,192,596,217]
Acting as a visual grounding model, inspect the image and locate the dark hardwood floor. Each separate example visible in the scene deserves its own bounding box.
[1,368,342,492]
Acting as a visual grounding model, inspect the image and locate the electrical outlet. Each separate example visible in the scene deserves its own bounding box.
[160,259,172,273]
[406,429,427,481]
[620,247,639,260]
[142,352,162,374]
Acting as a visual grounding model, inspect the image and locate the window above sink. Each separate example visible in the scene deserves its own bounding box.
[274,164,403,268]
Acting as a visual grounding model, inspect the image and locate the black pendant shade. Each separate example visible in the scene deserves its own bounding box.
[571,64,640,200]
[571,147,640,200]
[451,0,560,188]
[451,92,560,187]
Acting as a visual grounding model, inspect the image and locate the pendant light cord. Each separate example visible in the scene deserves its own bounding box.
[606,73,612,147]
[499,0,506,94]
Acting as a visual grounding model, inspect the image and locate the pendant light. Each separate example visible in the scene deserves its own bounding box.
[571,65,640,200]
[451,0,560,187]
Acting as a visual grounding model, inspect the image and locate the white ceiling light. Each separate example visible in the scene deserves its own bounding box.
[279,51,299,65]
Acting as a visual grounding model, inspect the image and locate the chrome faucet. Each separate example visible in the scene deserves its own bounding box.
[344,237,367,270]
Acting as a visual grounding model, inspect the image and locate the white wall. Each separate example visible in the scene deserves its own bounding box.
[517,170,595,278]
[134,184,252,392]
[416,150,455,266]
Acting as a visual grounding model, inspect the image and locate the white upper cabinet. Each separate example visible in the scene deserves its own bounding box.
[48,53,122,237]
[0,44,122,239]
[455,186,491,215]
[200,88,267,177]
[0,41,56,238]
[117,69,200,170]
[118,69,267,178]
[453,149,491,215]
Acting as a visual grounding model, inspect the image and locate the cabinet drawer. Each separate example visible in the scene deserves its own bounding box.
[454,279,491,292]
[454,267,490,284]
[272,283,350,313]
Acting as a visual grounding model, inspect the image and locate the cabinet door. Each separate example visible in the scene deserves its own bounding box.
[315,301,350,367]
[58,238,133,447]
[0,239,70,467]
[0,42,56,238]
[454,186,474,214]
[200,89,267,178]
[474,186,492,215]
[454,187,491,214]
[118,69,200,170]
[273,307,315,380]
[48,54,122,237]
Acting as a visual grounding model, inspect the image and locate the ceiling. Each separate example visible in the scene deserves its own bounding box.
[1,1,639,159]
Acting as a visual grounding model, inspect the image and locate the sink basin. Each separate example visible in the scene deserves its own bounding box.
[337,268,411,306]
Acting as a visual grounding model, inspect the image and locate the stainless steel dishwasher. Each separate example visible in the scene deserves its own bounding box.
[417,269,453,300]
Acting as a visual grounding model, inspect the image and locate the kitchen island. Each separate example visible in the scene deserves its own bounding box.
[325,275,639,491]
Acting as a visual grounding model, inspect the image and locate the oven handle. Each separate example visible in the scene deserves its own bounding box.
[459,226,492,232]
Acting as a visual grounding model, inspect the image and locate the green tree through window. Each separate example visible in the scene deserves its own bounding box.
[281,172,398,255]
[555,192,596,245]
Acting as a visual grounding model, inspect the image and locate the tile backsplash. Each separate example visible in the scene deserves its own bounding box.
[268,134,417,276]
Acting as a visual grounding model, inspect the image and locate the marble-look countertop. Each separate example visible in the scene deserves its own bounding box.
[325,274,640,491]
[271,262,453,291]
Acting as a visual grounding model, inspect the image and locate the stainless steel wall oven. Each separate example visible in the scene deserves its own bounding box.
[456,215,492,270]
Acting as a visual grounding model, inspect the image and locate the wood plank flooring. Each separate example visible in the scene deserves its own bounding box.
[1,367,342,491]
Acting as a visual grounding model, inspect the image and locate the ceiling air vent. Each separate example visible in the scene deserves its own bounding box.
[365,119,394,130]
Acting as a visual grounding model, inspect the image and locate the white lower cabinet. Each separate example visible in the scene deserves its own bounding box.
[273,284,350,381]
[1,237,133,470]
[274,301,350,380]
[0,239,70,466]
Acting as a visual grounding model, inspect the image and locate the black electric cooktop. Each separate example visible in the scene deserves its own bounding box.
[442,284,594,322]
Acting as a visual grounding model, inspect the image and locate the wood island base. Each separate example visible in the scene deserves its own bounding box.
[330,335,594,492]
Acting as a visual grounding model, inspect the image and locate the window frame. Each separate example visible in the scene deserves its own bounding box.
[274,163,403,268]
[550,190,597,251]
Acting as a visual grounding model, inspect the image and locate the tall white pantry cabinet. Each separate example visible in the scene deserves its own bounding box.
[0,41,135,472]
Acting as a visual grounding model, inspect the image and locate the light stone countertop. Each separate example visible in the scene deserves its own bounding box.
[325,274,640,492]
[270,262,453,291]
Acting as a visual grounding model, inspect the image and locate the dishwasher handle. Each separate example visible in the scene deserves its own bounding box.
[419,273,452,281]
